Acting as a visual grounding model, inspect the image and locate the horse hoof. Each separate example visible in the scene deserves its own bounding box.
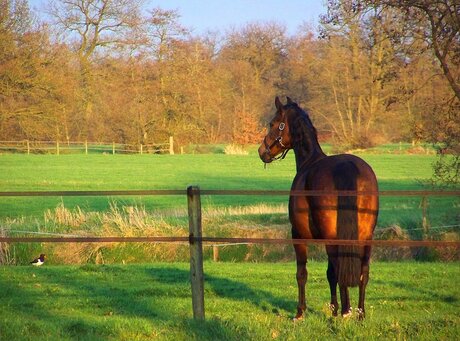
[356,308,365,320]
[328,303,338,317]
[292,313,304,322]
[342,307,353,319]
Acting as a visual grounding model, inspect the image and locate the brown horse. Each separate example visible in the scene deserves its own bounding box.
[258,97,379,320]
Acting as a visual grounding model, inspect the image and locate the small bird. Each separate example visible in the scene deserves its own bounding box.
[30,254,45,266]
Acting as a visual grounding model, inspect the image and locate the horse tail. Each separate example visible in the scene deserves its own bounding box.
[334,161,361,287]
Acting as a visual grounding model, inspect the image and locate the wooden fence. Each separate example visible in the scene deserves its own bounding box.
[0,187,459,320]
[0,137,174,155]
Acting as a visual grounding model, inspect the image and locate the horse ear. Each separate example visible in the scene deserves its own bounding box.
[275,96,283,111]
[286,96,294,104]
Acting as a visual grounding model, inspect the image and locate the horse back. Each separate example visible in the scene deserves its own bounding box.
[289,154,379,241]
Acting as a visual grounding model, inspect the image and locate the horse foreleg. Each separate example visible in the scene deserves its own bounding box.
[326,256,339,316]
[294,244,308,320]
[339,285,352,317]
[357,246,371,320]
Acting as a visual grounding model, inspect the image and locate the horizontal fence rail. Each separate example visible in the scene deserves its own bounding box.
[0,236,458,248]
[0,189,459,197]
[0,190,187,197]
[0,139,173,155]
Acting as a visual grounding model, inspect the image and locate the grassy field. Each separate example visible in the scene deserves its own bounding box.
[1,150,458,339]
[0,262,458,340]
[1,152,458,224]
[0,151,455,212]
[0,151,458,264]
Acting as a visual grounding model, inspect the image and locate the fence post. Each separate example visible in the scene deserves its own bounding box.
[112,142,115,155]
[187,185,205,320]
[26,140,30,155]
[421,196,430,237]
[213,245,219,262]
[85,140,88,155]
[169,136,174,155]
[56,140,60,155]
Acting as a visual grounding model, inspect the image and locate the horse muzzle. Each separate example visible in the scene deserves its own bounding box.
[258,144,273,163]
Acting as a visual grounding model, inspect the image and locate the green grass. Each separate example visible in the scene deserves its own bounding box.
[1,152,458,231]
[0,262,458,340]
[0,153,448,217]
[0,152,458,263]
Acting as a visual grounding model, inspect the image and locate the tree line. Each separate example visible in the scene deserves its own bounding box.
[1,1,458,168]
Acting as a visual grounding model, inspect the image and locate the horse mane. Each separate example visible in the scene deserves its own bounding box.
[286,103,319,146]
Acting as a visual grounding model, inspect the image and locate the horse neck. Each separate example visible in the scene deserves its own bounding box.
[290,115,326,172]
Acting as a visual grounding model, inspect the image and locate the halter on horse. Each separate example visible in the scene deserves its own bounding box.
[259,97,379,320]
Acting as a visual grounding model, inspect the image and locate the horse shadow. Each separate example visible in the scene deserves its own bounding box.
[144,265,296,318]
[372,278,458,304]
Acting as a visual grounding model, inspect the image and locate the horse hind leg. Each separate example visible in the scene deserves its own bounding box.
[357,246,372,320]
[326,248,339,316]
[294,244,308,320]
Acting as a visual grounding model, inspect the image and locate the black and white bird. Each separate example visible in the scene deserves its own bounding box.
[30,254,45,266]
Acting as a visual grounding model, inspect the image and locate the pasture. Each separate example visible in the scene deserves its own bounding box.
[0,262,458,340]
[0,149,459,339]
[0,150,458,264]
[0,151,456,219]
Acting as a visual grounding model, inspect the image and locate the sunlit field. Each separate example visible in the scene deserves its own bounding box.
[1,151,458,340]
[1,150,458,264]
[0,262,458,340]
[0,150,452,217]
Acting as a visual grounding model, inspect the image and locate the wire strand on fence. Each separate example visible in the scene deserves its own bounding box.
[2,230,82,237]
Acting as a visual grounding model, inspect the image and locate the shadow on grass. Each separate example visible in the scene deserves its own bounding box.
[0,264,292,340]
[144,265,298,318]
[372,279,458,304]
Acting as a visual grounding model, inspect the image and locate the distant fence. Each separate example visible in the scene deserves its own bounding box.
[0,137,174,155]
[0,187,459,320]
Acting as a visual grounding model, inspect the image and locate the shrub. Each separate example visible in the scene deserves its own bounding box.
[224,144,249,155]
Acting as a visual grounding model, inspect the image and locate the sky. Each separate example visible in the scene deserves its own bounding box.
[28,0,327,36]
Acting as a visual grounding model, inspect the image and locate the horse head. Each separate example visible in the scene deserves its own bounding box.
[258,96,295,163]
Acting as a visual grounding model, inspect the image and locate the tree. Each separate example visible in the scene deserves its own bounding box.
[358,0,460,185]
[316,3,401,149]
[47,0,145,139]
[322,0,459,185]
[360,0,459,100]
[0,0,79,142]
[218,22,288,143]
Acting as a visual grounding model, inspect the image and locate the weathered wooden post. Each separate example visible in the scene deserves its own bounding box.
[187,185,205,320]
[112,142,115,155]
[421,196,430,237]
[213,245,219,262]
[56,140,60,155]
[85,140,88,155]
[169,136,174,155]
[26,140,30,155]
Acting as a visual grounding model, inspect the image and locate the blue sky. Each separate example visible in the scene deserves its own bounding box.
[153,0,327,35]
[29,0,327,36]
